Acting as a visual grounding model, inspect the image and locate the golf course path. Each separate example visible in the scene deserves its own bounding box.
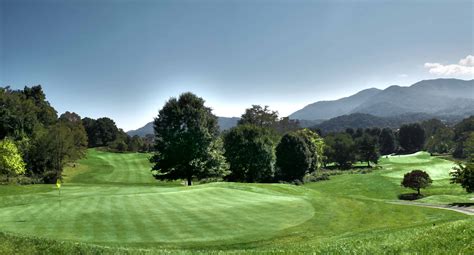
[391,201,474,215]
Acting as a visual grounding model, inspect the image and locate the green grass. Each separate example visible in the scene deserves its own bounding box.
[0,149,472,254]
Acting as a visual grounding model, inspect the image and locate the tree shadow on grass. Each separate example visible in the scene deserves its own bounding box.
[398,193,424,201]
[448,202,474,207]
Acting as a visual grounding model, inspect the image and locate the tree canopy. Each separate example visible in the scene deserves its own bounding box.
[398,123,425,153]
[355,133,379,167]
[401,170,432,195]
[0,138,26,178]
[150,92,226,185]
[223,125,275,182]
[324,132,356,169]
[275,133,311,181]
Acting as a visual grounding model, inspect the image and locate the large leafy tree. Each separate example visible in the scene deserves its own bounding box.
[59,112,88,160]
[238,105,279,128]
[379,128,395,155]
[453,116,474,158]
[421,119,454,154]
[398,123,425,153]
[355,133,379,167]
[324,132,356,169]
[82,117,119,147]
[401,170,432,196]
[0,85,57,140]
[0,138,26,180]
[275,133,311,181]
[451,162,474,193]
[450,133,474,193]
[28,122,81,183]
[295,128,324,172]
[150,92,226,185]
[223,125,275,182]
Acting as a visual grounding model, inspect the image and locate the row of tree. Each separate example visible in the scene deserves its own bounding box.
[0,85,153,183]
[0,86,87,183]
[150,93,324,185]
[150,92,474,189]
[82,116,153,152]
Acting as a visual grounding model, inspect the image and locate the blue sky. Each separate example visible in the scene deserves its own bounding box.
[1,0,473,131]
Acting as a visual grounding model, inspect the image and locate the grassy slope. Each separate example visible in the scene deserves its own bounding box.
[0,149,472,254]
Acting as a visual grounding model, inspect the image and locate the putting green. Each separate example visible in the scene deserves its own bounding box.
[13,150,308,245]
[381,152,456,180]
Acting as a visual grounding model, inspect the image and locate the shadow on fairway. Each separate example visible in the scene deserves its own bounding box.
[398,193,424,201]
[449,202,474,207]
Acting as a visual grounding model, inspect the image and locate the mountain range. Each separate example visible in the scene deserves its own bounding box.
[127,117,240,137]
[128,79,474,137]
[290,78,474,120]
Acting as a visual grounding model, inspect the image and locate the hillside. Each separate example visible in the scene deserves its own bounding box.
[314,112,468,133]
[289,88,381,120]
[290,79,474,120]
[127,117,240,137]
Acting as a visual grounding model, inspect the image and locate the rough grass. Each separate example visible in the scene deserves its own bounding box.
[0,149,472,254]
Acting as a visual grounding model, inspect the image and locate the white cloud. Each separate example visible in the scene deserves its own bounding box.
[424,55,474,76]
[398,74,408,78]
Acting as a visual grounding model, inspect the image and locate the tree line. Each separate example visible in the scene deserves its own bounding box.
[1,87,472,193]
[0,85,152,183]
[150,92,474,189]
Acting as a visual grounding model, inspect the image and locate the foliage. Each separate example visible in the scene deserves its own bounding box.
[275,133,311,181]
[421,119,454,154]
[295,128,324,171]
[398,123,425,153]
[0,86,57,140]
[324,132,356,169]
[238,105,279,128]
[27,122,86,183]
[223,125,275,182]
[355,133,379,167]
[401,170,432,195]
[452,116,474,158]
[379,128,395,155]
[450,162,474,193]
[0,138,26,178]
[150,92,223,185]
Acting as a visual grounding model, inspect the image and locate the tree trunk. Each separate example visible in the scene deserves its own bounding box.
[367,161,370,167]
[417,188,420,195]
[187,178,192,186]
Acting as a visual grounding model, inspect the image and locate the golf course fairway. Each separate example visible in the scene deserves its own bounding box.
[0,149,472,254]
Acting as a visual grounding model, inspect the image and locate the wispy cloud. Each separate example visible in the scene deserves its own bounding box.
[424,55,474,76]
[398,74,408,78]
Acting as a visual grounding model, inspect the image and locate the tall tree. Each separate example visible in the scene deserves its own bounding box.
[295,128,324,172]
[324,133,356,169]
[59,112,88,160]
[238,105,279,128]
[453,116,474,158]
[355,133,379,167]
[275,133,311,181]
[379,128,395,155]
[450,161,474,193]
[150,92,226,185]
[398,123,425,153]
[223,125,275,182]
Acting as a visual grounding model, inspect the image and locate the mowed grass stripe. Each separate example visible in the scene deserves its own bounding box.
[1,149,470,253]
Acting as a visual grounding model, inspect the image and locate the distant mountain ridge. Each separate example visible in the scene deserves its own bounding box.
[290,78,474,120]
[127,117,240,137]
